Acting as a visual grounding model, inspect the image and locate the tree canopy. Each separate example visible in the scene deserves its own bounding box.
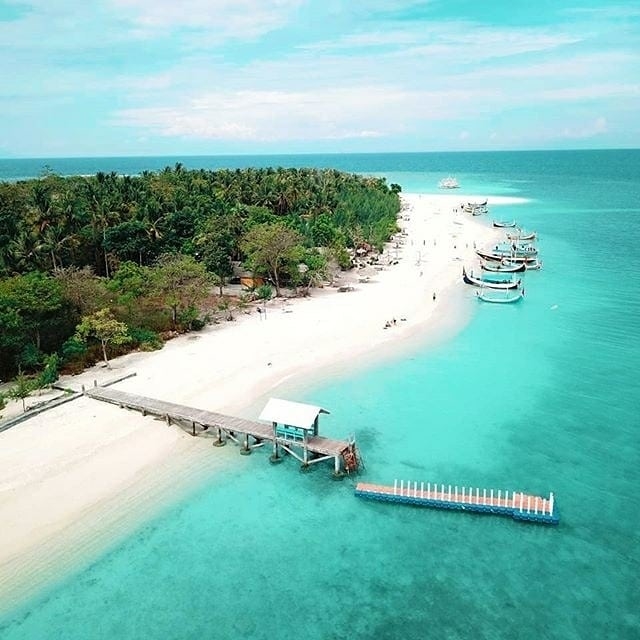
[0,166,400,381]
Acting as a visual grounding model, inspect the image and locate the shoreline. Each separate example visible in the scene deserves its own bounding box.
[0,192,513,616]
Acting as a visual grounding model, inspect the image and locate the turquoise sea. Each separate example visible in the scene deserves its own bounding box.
[1,150,639,639]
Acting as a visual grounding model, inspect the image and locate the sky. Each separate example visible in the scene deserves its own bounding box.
[0,0,639,157]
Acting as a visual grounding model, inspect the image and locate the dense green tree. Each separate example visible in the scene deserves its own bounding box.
[75,308,131,367]
[241,223,303,297]
[152,254,211,329]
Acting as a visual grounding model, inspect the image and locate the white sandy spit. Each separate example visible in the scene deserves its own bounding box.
[0,193,513,611]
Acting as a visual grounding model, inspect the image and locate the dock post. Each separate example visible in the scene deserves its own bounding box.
[476,488,480,504]
[414,482,418,498]
[270,440,282,464]
[420,482,424,498]
[240,433,251,455]
[498,490,501,506]
[455,486,458,500]
[213,427,226,447]
[394,479,398,495]
[549,492,554,515]
[448,485,452,501]
[483,488,486,505]
[490,489,494,505]
[462,487,465,502]
[505,490,509,506]
[440,484,444,499]
[192,421,196,436]
[534,497,539,515]
[427,482,431,497]
[519,493,524,512]
[400,480,404,496]
[512,492,516,508]
[165,414,171,426]
[527,496,531,513]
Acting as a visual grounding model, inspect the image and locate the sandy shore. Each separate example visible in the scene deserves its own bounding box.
[0,192,519,612]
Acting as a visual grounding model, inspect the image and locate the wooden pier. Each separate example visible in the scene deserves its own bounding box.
[85,387,358,476]
[355,480,559,525]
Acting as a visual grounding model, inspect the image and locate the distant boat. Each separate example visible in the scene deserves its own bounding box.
[462,267,520,290]
[476,249,540,264]
[476,287,524,303]
[507,230,537,241]
[480,259,526,273]
[493,220,517,228]
[439,176,459,189]
[463,200,488,215]
[492,242,538,257]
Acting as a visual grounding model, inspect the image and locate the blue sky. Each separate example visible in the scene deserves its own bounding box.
[0,0,638,157]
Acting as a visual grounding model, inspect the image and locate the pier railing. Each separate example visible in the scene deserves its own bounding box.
[355,480,559,525]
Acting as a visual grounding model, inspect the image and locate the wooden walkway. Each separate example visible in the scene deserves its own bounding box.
[85,386,351,458]
[355,481,559,525]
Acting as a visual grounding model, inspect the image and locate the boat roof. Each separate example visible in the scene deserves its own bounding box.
[259,398,329,430]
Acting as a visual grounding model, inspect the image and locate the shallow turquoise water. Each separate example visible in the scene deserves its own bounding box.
[2,151,639,639]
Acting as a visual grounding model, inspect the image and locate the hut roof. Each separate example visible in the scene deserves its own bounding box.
[259,398,329,430]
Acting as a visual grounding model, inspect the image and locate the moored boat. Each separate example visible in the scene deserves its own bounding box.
[507,230,537,241]
[462,267,520,290]
[463,200,488,215]
[476,287,524,303]
[492,242,538,257]
[480,259,526,273]
[493,220,517,228]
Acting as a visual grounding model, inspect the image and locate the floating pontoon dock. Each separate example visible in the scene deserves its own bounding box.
[85,386,358,475]
[355,481,559,525]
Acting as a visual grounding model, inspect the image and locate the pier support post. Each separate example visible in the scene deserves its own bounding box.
[240,433,251,455]
[332,455,344,479]
[212,427,226,447]
[192,421,196,437]
[270,440,282,464]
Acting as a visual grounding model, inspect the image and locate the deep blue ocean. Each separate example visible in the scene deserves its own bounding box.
[1,150,639,639]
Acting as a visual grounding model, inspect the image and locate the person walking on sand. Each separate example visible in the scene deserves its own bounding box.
[432,292,436,301]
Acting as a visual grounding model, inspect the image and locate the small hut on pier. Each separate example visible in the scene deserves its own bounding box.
[259,397,348,472]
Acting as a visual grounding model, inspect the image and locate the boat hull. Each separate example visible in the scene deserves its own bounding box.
[476,289,524,303]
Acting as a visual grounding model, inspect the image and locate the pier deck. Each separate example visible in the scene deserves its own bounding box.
[85,386,351,459]
[355,481,559,525]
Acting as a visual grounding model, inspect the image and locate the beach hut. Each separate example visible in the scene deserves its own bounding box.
[259,397,331,467]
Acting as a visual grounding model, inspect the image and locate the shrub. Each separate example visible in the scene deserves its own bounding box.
[128,327,163,351]
[61,336,88,363]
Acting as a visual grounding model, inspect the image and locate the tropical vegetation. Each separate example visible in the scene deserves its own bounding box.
[0,165,401,385]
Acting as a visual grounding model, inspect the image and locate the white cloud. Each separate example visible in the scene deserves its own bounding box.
[561,116,608,139]
[113,85,458,142]
[109,0,302,39]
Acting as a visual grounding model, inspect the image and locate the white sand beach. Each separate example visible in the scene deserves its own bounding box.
[0,193,519,611]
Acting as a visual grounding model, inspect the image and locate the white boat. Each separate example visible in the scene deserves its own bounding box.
[476,287,524,303]
[507,229,536,242]
[439,176,459,189]
[463,200,488,215]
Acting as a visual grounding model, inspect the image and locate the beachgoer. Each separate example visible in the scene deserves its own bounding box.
[432,292,436,301]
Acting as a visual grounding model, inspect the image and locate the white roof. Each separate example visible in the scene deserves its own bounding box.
[258,398,329,430]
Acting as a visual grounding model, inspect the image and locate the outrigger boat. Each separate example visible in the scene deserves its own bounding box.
[463,200,488,215]
[476,252,542,269]
[493,220,517,228]
[492,242,538,257]
[476,287,524,303]
[462,267,520,290]
[507,230,536,242]
[480,259,526,273]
